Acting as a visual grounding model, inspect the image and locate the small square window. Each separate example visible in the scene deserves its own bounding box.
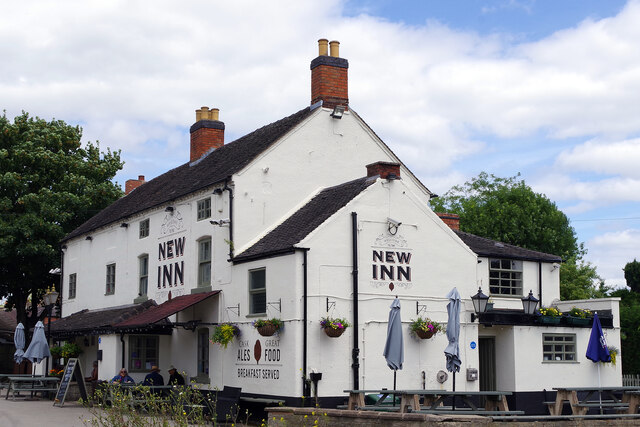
[106,263,116,295]
[489,258,523,296]
[129,335,159,372]
[68,273,77,299]
[542,334,576,362]
[197,198,211,221]
[139,219,150,239]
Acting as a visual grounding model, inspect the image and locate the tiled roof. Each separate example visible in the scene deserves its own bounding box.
[50,300,165,336]
[454,230,562,262]
[114,290,219,328]
[235,176,376,262]
[63,107,314,241]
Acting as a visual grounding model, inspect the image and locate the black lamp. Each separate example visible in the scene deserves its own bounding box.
[521,290,539,315]
[471,287,490,322]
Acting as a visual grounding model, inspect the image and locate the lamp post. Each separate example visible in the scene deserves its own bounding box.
[521,289,539,316]
[43,286,59,377]
[471,287,490,322]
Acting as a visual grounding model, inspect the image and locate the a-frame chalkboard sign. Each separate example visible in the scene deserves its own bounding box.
[53,358,88,407]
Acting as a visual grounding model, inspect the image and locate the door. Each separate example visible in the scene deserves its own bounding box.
[479,337,496,391]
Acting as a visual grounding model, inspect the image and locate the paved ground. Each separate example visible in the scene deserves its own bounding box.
[0,397,95,427]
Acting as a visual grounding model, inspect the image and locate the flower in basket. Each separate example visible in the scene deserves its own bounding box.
[409,317,444,338]
[253,318,284,336]
[210,323,240,349]
[49,368,64,377]
[61,342,82,358]
[538,306,562,317]
[50,346,63,359]
[319,317,350,331]
[568,307,592,318]
[608,346,619,366]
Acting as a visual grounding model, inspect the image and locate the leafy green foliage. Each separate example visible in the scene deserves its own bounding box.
[252,318,284,330]
[409,317,444,335]
[429,172,580,260]
[0,112,123,328]
[210,323,239,348]
[319,317,350,330]
[559,256,610,300]
[609,288,640,374]
[623,259,640,293]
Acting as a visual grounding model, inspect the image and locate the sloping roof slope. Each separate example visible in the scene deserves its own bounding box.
[50,300,167,337]
[63,107,314,241]
[454,230,562,262]
[115,290,219,328]
[235,176,377,262]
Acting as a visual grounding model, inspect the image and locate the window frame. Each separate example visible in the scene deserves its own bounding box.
[139,254,149,297]
[197,198,211,221]
[105,263,116,295]
[488,258,523,296]
[128,335,159,373]
[139,219,150,239]
[197,237,211,287]
[68,273,77,299]
[542,333,577,362]
[249,268,267,315]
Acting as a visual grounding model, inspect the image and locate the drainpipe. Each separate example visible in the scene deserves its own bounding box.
[351,212,360,389]
[120,333,125,369]
[223,178,234,260]
[538,262,543,306]
[303,249,310,399]
[59,245,66,318]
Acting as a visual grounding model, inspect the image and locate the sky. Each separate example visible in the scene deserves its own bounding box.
[2,0,639,287]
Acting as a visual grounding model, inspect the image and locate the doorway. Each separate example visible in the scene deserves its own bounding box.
[479,337,496,392]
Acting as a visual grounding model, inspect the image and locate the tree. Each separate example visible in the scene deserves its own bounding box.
[609,288,640,374]
[559,256,609,301]
[623,259,640,293]
[0,112,123,332]
[430,172,580,259]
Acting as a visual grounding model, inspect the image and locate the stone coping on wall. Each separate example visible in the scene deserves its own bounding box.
[267,407,640,427]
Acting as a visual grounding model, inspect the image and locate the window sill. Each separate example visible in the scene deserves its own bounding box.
[105,293,115,296]
[191,286,212,294]
[542,361,579,364]
[134,295,149,303]
[246,313,267,318]
[190,375,210,384]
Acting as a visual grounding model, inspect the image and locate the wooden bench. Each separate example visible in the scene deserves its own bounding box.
[239,396,285,406]
[416,409,525,416]
[5,377,60,400]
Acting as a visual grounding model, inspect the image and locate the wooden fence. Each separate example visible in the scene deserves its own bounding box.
[623,374,640,386]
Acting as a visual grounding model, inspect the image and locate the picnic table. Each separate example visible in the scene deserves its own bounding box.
[344,389,521,415]
[548,387,640,415]
[5,376,60,400]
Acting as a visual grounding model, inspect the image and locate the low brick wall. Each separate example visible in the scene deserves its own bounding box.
[267,407,640,427]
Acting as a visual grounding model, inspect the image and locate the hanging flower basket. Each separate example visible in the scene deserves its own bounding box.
[409,317,444,340]
[320,317,350,338]
[253,318,283,337]
[257,324,277,337]
[324,327,345,338]
[415,329,435,340]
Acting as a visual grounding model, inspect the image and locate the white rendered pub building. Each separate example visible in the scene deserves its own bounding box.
[52,40,621,413]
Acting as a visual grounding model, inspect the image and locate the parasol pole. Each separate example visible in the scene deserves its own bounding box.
[393,369,397,406]
[452,371,456,410]
[598,363,602,415]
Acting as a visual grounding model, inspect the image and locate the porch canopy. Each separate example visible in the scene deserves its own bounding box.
[50,291,220,339]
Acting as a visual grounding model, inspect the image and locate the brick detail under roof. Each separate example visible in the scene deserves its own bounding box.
[190,120,225,163]
[366,161,400,179]
[311,56,349,110]
[436,212,460,231]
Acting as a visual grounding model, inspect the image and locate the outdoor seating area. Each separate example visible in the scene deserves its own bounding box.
[546,386,640,415]
[344,388,524,416]
[4,375,60,400]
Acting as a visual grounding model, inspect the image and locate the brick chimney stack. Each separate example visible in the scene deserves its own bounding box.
[310,39,349,110]
[366,161,401,180]
[190,106,225,163]
[125,175,145,195]
[437,212,460,231]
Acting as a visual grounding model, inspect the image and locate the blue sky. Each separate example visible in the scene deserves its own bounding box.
[2,0,639,286]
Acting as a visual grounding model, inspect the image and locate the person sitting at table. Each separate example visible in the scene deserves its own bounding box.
[111,368,135,384]
[141,365,164,386]
[167,364,185,386]
[85,361,98,382]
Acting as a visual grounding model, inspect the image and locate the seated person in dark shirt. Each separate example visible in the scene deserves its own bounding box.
[141,365,164,386]
[167,364,185,386]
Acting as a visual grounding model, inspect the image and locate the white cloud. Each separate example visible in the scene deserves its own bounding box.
[556,138,640,178]
[587,229,640,286]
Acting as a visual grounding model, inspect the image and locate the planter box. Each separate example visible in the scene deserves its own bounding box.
[566,316,591,326]
[257,324,277,337]
[539,316,562,325]
[324,327,345,338]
